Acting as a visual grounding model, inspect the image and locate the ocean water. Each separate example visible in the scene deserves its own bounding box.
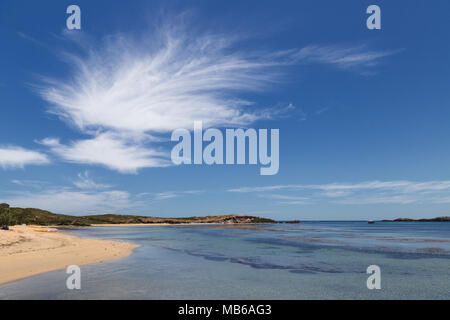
[0,222,449,299]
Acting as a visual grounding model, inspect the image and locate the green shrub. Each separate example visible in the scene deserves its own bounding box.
[0,203,18,226]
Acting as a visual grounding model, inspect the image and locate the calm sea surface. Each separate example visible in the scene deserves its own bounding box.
[1,222,449,299]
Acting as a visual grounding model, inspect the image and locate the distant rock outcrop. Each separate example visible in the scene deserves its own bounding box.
[382,216,450,222]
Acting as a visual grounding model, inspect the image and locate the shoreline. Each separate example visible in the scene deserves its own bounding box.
[88,222,236,227]
[0,225,139,286]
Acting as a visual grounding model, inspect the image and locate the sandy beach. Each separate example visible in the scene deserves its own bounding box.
[0,225,139,285]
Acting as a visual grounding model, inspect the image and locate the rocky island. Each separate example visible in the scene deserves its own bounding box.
[382,216,450,222]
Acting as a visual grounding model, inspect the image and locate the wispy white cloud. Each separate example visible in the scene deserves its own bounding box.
[2,189,132,215]
[294,45,398,70]
[11,179,48,188]
[1,187,204,215]
[315,106,330,115]
[138,190,204,201]
[335,195,417,205]
[263,194,309,205]
[228,180,450,205]
[2,169,205,214]
[73,171,112,190]
[0,146,49,169]
[38,134,170,173]
[228,185,293,193]
[35,20,396,173]
[36,25,291,173]
[229,181,450,193]
[153,192,179,200]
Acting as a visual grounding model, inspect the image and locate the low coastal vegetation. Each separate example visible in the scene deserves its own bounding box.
[0,203,275,226]
[0,203,17,226]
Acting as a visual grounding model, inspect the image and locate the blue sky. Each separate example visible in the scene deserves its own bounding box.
[1,0,450,220]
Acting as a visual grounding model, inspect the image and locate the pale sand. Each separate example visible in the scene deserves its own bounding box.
[0,225,139,285]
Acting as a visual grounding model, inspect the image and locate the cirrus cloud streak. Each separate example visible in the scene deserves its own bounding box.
[0,146,49,169]
[228,180,450,205]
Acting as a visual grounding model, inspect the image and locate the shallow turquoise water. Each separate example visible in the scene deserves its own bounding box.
[0,222,449,299]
